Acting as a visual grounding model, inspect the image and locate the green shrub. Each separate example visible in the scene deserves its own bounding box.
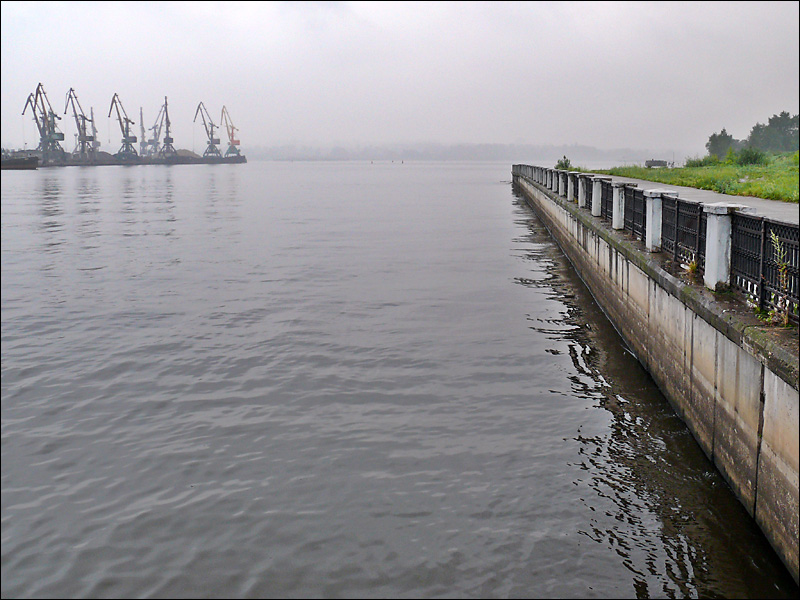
[684,155,720,167]
[737,147,767,165]
[555,155,572,170]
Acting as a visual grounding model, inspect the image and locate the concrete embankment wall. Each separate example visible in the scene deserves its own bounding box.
[513,174,799,584]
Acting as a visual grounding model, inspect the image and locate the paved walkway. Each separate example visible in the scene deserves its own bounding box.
[599,174,799,224]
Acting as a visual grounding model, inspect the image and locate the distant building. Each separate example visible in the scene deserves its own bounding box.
[645,159,669,168]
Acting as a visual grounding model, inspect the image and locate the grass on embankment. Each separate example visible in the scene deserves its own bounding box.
[589,152,799,203]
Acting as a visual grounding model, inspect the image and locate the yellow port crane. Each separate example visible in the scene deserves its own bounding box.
[108,93,138,161]
[220,106,241,157]
[194,102,222,158]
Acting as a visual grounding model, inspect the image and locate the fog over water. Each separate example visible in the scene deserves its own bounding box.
[2,2,798,161]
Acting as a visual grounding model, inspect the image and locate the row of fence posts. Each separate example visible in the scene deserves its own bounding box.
[512,164,770,295]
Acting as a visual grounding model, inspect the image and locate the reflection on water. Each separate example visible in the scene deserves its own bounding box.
[1,163,797,599]
[38,171,63,226]
[36,172,65,266]
[511,192,795,598]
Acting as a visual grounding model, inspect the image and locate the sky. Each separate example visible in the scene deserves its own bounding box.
[1,1,798,159]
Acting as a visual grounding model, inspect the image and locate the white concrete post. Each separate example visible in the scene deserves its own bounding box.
[567,173,574,201]
[703,203,756,290]
[611,182,629,230]
[556,171,564,196]
[592,177,610,217]
[643,189,666,252]
[547,169,553,190]
[578,175,592,208]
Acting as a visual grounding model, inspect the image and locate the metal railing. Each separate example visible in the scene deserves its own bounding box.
[731,214,799,323]
[624,187,647,241]
[600,180,613,220]
[662,195,706,272]
[512,165,797,321]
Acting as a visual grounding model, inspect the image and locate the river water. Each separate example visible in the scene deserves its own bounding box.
[1,161,797,599]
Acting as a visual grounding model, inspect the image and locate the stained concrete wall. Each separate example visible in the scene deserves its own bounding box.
[513,173,799,584]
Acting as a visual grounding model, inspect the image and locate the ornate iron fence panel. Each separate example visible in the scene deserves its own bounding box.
[662,197,705,271]
[731,214,799,323]
[624,186,634,231]
[677,200,704,269]
[601,181,613,220]
[623,187,647,241]
[662,195,677,256]
[731,213,765,300]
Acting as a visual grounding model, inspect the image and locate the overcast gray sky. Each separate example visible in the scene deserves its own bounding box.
[2,1,798,158]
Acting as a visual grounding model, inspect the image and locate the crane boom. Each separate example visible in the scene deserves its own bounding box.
[22,93,46,139]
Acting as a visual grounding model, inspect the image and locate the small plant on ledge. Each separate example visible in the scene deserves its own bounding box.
[681,252,699,277]
[768,231,792,327]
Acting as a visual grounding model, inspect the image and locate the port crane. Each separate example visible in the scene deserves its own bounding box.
[139,107,149,156]
[64,88,94,161]
[193,102,222,158]
[220,106,241,156]
[158,97,177,159]
[140,102,168,157]
[90,107,101,152]
[220,106,242,157]
[108,93,138,161]
[146,105,164,157]
[22,82,65,165]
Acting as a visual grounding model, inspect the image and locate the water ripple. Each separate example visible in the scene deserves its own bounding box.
[1,164,796,599]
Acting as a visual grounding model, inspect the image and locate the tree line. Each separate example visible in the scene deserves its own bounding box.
[706,111,798,158]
